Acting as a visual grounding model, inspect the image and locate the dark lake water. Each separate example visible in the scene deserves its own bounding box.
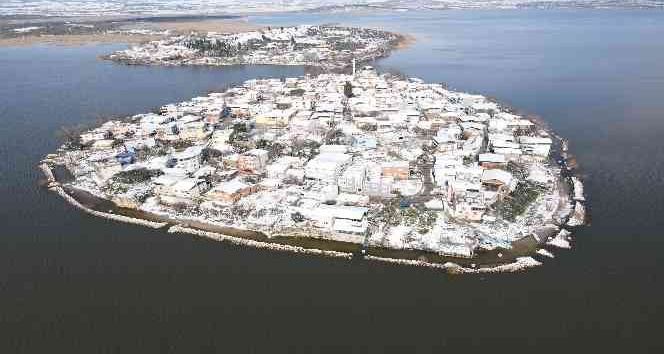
[2,9,664,352]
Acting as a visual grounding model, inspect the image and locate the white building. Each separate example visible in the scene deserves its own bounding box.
[338,164,367,193]
[311,205,369,234]
[305,152,352,183]
[519,136,552,158]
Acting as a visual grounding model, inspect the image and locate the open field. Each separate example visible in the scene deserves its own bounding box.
[0,18,263,47]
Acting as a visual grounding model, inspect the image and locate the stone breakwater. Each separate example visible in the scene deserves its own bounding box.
[39,162,548,274]
[364,255,542,274]
[39,163,56,183]
[40,163,168,229]
[167,225,354,260]
[39,158,557,274]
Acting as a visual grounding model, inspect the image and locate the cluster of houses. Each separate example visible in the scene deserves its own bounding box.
[58,66,564,257]
[105,25,402,70]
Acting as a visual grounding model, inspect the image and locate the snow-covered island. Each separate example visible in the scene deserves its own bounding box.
[41,66,586,272]
[104,25,404,71]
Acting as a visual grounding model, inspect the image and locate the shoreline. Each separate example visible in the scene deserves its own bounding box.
[0,17,417,51]
[100,25,411,72]
[0,34,163,47]
[38,158,581,274]
[33,33,586,274]
[0,18,263,47]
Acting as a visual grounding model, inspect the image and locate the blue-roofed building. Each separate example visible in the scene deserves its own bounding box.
[353,137,377,150]
[221,105,231,118]
[116,151,135,165]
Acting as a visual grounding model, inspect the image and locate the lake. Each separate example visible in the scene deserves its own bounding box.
[2,9,664,352]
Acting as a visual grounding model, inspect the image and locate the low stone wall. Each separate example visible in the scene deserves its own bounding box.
[168,225,354,260]
[38,163,544,274]
[40,163,167,229]
[39,163,56,183]
[364,255,542,274]
[270,226,364,244]
[51,185,168,229]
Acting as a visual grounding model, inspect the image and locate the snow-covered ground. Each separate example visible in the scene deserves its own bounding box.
[1,0,660,18]
[546,229,571,249]
[46,66,583,265]
[536,248,554,258]
[105,25,399,71]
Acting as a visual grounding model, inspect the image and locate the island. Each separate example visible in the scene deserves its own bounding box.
[103,25,405,71]
[39,25,585,274]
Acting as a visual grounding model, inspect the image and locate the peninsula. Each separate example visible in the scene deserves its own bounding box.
[41,63,586,273]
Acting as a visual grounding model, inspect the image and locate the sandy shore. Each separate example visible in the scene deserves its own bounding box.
[0,19,264,47]
[154,19,263,33]
[0,18,417,51]
[0,34,162,47]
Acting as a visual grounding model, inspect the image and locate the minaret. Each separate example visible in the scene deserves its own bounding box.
[352,58,356,77]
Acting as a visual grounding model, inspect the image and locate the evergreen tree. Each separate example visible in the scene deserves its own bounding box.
[344,81,354,98]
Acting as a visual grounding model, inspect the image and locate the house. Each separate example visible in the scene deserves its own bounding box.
[492,147,522,162]
[507,119,535,130]
[205,179,257,204]
[227,102,250,117]
[433,132,458,152]
[79,132,106,145]
[481,169,516,192]
[319,144,348,154]
[116,150,136,166]
[255,109,295,127]
[449,176,486,221]
[310,205,369,234]
[304,184,339,203]
[478,153,507,169]
[364,176,394,197]
[329,205,369,234]
[124,137,156,151]
[265,156,299,179]
[222,153,240,169]
[156,177,209,205]
[204,111,221,124]
[179,121,209,140]
[237,149,269,174]
[92,139,115,150]
[305,152,352,183]
[266,160,291,179]
[107,122,132,137]
[519,136,552,158]
[433,155,463,187]
[258,178,282,191]
[393,179,423,196]
[461,135,483,157]
[285,168,305,184]
[173,145,204,172]
[338,164,367,193]
[452,200,486,222]
[381,161,410,180]
[353,137,377,150]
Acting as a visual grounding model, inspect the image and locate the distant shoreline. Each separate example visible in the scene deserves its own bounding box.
[0,16,418,53]
[39,161,546,274]
[0,18,263,47]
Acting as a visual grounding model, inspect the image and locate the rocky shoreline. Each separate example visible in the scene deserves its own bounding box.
[39,157,585,274]
[40,163,168,229]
